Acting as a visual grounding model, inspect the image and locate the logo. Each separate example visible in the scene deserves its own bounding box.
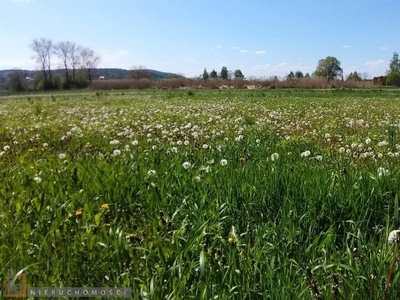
[3,268,27,298]
[3,269,132,298]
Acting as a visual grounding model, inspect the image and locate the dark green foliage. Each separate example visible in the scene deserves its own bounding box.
[8,71,25,92]
[220,66,228,80]
[210,69,217,79]
[386,72,400,86]
[202,68,209,81]
[234,69,244,79]
[347,71,362,81]
[387,52,400,74]
[314,56,343,81]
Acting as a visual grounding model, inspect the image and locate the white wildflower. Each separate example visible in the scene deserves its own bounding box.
[220,159,228,166]
[270,153,279,161]
[113,149,121,156]
[377,167,390,177]
[182,162,191,169]
[300,150,311,158]
[59,153,66,160]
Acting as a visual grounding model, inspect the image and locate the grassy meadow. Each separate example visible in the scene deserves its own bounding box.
[1,88,400,299]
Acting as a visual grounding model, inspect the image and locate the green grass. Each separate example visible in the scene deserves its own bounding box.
[1,89,400,299]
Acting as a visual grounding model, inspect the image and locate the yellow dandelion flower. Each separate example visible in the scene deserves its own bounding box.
[104,223,111,227]
[75,210,83,217]
[228,237,235,244]
[101,204,110,210]
[127,233,141,243]
[28,149,34,152]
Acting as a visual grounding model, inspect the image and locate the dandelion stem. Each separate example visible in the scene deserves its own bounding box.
[383,242,399,300]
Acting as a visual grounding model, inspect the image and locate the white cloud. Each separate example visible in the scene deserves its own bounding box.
[232,46,249,53]
[365,59,386,68]
[255,50,268,55]
[215,45,222,49]
[379,46,388,50]
[364,59,387,76]
[343,45,351,48]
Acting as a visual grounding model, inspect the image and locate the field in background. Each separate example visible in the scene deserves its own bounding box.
[88,77,376,90]
[1,89,400,299]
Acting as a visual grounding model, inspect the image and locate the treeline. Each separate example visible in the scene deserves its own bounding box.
[7,38,101,92]
[200,66,245,81]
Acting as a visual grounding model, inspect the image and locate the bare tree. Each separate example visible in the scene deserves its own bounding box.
[79,47,101,81]
[30,38,53,82]
[129,65,151,80]
[68,43,80,81]
[54,41,74,84]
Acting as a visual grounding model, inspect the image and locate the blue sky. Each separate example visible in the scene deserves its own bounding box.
[0,0,399,78]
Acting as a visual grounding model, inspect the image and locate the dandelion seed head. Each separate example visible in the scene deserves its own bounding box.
[33,176,42,183]
[59,153,66,160]
[270,153,279,161]
[182,162,191,169]
[388,230,400,244]
[220,159,228,166]
[377,167,390,177]
[113,149,121,156]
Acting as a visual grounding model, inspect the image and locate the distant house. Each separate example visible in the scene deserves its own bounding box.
[99,76,105,80]
[25,76,33,82]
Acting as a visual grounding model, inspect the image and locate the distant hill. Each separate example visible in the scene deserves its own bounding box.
[0,68,183,85]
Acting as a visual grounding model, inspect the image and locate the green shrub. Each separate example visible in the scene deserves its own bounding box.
[386,72,400,86]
